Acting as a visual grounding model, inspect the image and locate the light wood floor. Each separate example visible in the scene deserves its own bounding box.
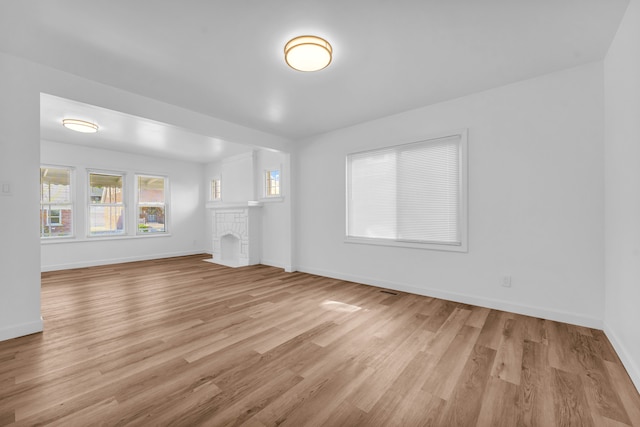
[1,255,639,426]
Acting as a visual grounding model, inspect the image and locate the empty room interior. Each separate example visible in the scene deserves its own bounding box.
[1,0,640,425]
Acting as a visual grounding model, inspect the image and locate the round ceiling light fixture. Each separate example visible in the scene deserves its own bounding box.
[284,35,332,72]
[62,118,99,133]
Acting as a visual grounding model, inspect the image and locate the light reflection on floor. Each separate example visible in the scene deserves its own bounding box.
[320,300,362,313]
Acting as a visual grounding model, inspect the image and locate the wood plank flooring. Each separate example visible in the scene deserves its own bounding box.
[1,254,639,426]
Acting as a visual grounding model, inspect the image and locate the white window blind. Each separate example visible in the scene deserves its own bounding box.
[347,133,465,247]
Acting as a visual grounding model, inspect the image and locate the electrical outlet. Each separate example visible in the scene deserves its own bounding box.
[0,182,11,196]
[501,275,512,287]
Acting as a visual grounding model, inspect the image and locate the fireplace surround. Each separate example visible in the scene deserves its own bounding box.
[205,202,262,267]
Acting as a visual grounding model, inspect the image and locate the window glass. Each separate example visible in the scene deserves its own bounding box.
[137,175,167,233]
[89,172,125,236]
[40,167,73,238]
[265,170,280,197]
[211,178,221,200]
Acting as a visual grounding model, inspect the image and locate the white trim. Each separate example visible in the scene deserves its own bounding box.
[41,233,172,245]
[0,317,43,342]
[205,201,262,209]
[40,249,203,272]
[604,323,640,394]
[203,258,241,268]
[294,265,603,329]
[260,258,293,272]
[220,151,255,164]
[258,196,284,203]
[345,236,467,253]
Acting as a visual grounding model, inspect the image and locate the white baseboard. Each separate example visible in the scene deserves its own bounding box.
[41,250,206,272]
[201,252,292,272]
[604,323,640,394]
[260,258,294,272]
[203,258,243,268]
[0,317,43,342]
[295,265,603,329]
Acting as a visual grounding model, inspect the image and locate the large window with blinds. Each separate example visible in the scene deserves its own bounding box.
[346,131,467,251]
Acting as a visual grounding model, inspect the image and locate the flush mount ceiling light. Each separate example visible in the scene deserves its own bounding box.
[62,118,98,133]
[284,35,332,72]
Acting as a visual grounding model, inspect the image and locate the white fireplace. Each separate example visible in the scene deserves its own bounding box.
[205,202,262,268]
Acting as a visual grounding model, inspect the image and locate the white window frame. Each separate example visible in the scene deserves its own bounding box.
[40,165,75,239]
[136,174,169,235]
[345,130,468,252]
[87,170,126,237]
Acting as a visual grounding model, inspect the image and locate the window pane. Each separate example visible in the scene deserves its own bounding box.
[89,206,125,235]
[40,207,73,238]
[348,151,396,239]
[137,175,167,234]
[49,209,61,224]
[138,176,165,203]
[41,167,71,203]
[397,137,460,243]
[266,170,280,196]
[90,173,123,204]
[41,167,73,238]
[138,206,166,233]
[212,179,221,200]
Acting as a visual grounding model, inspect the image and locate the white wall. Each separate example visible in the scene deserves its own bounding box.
[40,140,205,271]
[0,53,42,341]
[255,149,292,271]
[294,62,605,328]
[604,0,640,391]
[208,151,256,204]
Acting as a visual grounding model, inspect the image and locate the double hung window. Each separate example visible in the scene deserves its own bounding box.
[40,166,73,238]
[88,172,125,236]
[137,175,167,233]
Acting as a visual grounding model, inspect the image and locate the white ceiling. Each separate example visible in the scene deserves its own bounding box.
[1,0,630,155]
[40,94,253,164]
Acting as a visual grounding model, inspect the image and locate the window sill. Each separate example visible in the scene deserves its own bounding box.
[344,236,467,253]
[40,236,76,243]
[41,233,172,244]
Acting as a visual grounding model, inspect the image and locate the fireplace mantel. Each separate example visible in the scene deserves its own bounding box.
[205,201,262,210]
